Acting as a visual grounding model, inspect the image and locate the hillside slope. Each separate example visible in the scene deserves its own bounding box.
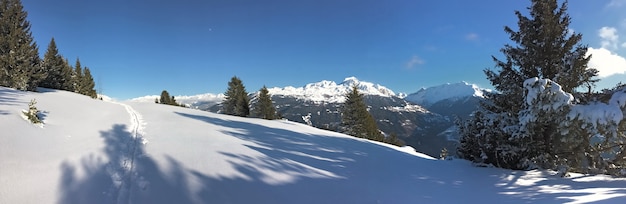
[2,87,626,204]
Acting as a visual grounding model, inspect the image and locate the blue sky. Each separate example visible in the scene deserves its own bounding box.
[22,0,626,99]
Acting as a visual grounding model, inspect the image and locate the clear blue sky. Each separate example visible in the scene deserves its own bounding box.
[22,0,626,99]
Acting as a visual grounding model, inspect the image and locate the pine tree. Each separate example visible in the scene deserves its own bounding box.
[223,76,250,117]
[160,90,171,105]
[459,0,599,170]
[255,86,277,120]
[40,38,71,90]
[0,0,45,91]
[71,58,83,93]
[81,67,97,98]
[342,85,384,142]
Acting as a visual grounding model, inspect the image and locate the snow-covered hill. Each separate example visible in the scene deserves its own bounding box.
[405,82,488,106]
[130,93,224,109]
[3,86,626,203]
[268,77,397,103]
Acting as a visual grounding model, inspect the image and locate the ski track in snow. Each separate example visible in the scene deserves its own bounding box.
[113,102,145,204]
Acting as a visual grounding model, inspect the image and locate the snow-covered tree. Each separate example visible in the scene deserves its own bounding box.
[459,0,599,170]
[23,98,41,124]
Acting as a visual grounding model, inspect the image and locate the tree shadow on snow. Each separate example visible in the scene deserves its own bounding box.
[174,112,450,203]
[174,112,626,203]
[57,113,626,203]
[0,88,24,105]
[58,124,196,204]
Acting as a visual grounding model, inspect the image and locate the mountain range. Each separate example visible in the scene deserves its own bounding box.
[130,77,490,157]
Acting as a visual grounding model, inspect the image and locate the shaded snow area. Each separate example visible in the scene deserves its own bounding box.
[2,86,626,204]
[405,81,487,105]
[268,77,397,103]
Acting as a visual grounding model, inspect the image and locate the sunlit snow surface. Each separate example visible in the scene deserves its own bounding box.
[2,86,626,204]
[405,81,488,105]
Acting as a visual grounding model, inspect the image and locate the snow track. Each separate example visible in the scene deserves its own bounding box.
[113,102,145,204]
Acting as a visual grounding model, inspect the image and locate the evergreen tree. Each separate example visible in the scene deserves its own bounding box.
[71,58,83,93]
[81,67,97,98]
[459,0,599,170]
[341,85,384,142]
[40,38,71,90]
[222,76,250,117]
[255,86,277,120]
[160,90,171,105]
[0,0,45,91]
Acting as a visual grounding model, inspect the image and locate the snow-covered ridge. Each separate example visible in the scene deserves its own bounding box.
[129,93,224,106]
[268,77,396,103]
[405,81,487,105]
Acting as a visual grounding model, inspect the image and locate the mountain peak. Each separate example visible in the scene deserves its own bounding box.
[405,82,487,105]
[268,77,396,103]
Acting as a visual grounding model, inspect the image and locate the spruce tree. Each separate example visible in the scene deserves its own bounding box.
[81,67,97,98]
[40,38,71,90]
[459,0,598,170]
[160,90,171,105]
[0,0,45,91]
[71,58,83,93]
[342,85,384,142]
[223,76,250,117]
[255,86,277,120]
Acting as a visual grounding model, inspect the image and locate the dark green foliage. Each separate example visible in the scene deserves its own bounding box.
[71,58,83,93]
[0,0,45,91]
[383,132,405,147]
[223,76,250,117]
[255,86,277,120]
[157,90,183,106]
[80,67,97,98]
[458,0,599,170]
[40,38,72,91]
[341,85,384,142]
[159,90,171,104]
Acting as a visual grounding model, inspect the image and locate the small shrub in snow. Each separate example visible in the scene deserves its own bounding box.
[23,99,42,124]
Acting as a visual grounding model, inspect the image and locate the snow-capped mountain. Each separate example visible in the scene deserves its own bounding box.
[405,82,488,106]
[268,77,396,103]
[130,93,224,109]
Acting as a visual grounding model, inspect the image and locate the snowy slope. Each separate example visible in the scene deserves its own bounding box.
[2,86,626,204]
[268,76,397,103]
[405,82,487,105]
[130,93,224,109]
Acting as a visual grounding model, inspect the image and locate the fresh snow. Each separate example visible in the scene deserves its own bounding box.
[2,86,626,203]
[130,93,225,108]
[405,81,487,105]
[268,76,397,103]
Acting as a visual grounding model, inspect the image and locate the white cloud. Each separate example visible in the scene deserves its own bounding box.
[465,33,479,41]
[587,47,626,78]
[599,27,619,50]
[607,0,626,8]
[623,42,626,48]
[406,55,424,69]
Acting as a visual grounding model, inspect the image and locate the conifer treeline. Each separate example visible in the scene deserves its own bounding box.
[0,0,97,98]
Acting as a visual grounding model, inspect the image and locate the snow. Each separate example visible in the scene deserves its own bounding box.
[569,86,626,128]
[130,93,224,108]
[405,81,487,105]
[2,86,626,203]
[268,77,396,103]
